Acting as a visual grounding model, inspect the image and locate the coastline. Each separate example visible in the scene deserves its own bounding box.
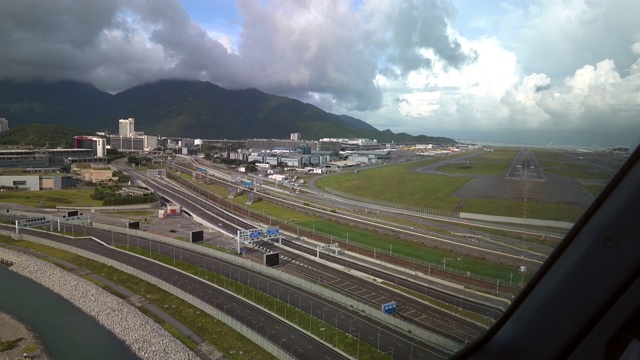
[0,246,197,360]
[0,311,50,360]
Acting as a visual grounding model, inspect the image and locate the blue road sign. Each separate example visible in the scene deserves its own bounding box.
[267,228,279,236]
[381,302,397,315]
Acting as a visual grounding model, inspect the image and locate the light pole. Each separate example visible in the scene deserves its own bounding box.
[410,339,418,360]
[335,312,339,346]
[309,300,314,331]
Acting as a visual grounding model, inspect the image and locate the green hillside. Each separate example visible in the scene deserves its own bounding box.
[0,124,84,148]
[0,79,455,143]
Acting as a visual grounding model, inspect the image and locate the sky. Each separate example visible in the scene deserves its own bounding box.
[1,0,639,146]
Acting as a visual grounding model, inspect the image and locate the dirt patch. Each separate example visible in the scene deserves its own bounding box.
[0,312,49,360]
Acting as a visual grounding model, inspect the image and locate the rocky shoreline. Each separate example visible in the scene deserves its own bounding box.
[0,247,198,360]
[0,311,49,360]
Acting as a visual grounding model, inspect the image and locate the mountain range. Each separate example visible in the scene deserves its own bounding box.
[0,79,454,144]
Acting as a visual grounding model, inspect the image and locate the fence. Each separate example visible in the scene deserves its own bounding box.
[88,221,462,352]
[1,204,468,351]
[324,187,571,236]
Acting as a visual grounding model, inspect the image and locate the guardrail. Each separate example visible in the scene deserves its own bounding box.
[88,221,462,352]
[1,203,464,351]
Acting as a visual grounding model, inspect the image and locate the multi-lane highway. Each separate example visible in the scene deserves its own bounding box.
[6,224,349,360]
[127,165,496,340]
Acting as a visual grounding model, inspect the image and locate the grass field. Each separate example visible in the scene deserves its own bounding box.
[462,198,586,222]
[0,189,102,208]
[437,149,518,176]
[316,160,469,211]
[539,160,612,180]
[437,162,508,176]
[314,152,596,222]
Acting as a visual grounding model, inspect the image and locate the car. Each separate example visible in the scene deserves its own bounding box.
[169,229,177,233]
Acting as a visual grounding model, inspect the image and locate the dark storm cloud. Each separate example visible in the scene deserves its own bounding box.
[372,0,475,76]
[0,1,118,83]
[534,83,551,92]
[0,0,249,92]
[0,0,474,113]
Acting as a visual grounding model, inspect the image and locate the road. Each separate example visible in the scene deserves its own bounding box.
[9,224,348,360]
[129,165,502,343]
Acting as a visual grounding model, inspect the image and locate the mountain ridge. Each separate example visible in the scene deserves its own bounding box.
[0,79,454,144]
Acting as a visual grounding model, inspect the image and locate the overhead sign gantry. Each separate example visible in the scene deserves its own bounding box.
[236,226,280,254]
[316,243,339,258]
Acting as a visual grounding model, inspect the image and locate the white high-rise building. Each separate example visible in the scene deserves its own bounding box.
[290,133,301,141]
[118,118,135,136]
[0,118,8,132]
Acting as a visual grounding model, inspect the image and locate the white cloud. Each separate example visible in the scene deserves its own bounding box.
[0,0,638,145]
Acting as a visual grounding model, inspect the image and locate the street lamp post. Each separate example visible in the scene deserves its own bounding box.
[309,300,314,331]
[335,312,339,346]
[410,339,418,360]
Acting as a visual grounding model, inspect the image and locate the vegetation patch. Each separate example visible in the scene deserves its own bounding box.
[438,162,507,176]
[0,338,23,352]
[0,189,102,208]
[316,163,469,211]
[91,185,158,206]
[462,198,585,223]
[539,161,612,180]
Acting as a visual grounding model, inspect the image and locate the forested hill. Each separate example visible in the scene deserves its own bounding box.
[0,79,455,144]
[0,124,83,148]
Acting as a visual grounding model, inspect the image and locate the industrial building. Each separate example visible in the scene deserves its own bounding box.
[119,118,135,136]
[0,174,77,191]
[319,138,381,150]
[0,149,95,170]
[74,136,107,157]
[345,150,392,165]
[110,118,158,153]
[247,152,331,168]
